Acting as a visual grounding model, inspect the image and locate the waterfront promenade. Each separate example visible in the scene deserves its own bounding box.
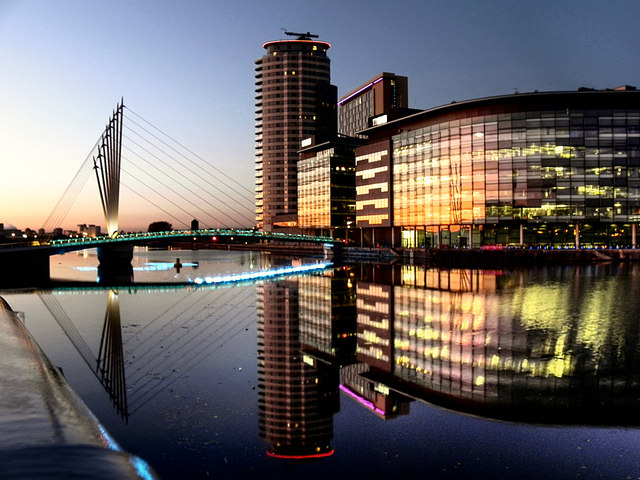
[340,245,640,267]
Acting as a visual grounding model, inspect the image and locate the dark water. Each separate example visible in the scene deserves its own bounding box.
[3,248,640,479]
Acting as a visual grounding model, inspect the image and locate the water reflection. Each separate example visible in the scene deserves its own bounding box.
[257,262,640,462]
[39,290,129,419]
[29,262,640,468]
[257,280,338,459]
[374,264,640,425]
[97,290,128,419]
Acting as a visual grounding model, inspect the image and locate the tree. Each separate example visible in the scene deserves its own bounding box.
[148,221,172,233]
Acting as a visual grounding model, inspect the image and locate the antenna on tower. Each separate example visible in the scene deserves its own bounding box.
[284,31,319,40]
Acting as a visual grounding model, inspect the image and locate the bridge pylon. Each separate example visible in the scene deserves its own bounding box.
[93,100,124,238]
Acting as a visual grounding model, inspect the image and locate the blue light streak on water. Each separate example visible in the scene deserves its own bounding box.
[190,262,333,285]
[74,262,199,273]
[75,261,333,286]
[136,262,198,271]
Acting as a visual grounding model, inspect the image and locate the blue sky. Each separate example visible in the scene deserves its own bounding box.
[2,0,640,231]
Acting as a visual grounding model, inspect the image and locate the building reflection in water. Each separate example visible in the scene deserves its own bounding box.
[257,278,339,459]
[259,263,640,460]
[34,261,640,461]
[389,265,640,423]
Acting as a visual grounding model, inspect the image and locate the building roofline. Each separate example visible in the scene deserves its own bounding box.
[298,135,367,154]
[338,72,402,106]
[357,87,640,135]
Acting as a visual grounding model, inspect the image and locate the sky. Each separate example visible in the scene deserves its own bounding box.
[2,0,640,232]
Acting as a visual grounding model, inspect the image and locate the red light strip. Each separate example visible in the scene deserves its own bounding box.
[262,39,332,49]
[266,449,335,460]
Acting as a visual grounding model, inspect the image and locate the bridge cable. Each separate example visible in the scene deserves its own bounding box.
[125,108,254,198]
[121,145,244,227]
[118,181,188,230]
[121,131,255,222]
[41,103,255,234]
[128,298,256,413]
[41,153,96,236]
[38,292,129,419]
[123,285,250,381]
[121,130,254,222]
[125,285,238,366]
[38,292,96,368]
[121,159,221,228]
[122,117,255,208]
[122,286,208,348]
[129,310,255,414]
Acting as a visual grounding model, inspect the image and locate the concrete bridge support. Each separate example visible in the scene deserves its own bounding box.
[0,250,50,287]
[97,244,134,285]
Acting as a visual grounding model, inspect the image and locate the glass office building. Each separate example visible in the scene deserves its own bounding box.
[298,138,361,236]
[357,87,640,247]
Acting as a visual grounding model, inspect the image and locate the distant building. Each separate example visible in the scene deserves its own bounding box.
[0,224,22,240]
[77,224,101,237]
[355,86,640,248]
[354,139,394,247]
[255,32,338,231]
[338,72,410,138]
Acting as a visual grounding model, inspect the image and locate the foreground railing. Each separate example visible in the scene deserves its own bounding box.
[0,297,158,479]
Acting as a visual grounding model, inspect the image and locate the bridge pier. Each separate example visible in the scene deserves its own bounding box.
[0,250,50,287]
[97,244,134,285]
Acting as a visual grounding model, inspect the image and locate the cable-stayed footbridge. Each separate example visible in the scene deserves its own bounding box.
[0,101,335,285]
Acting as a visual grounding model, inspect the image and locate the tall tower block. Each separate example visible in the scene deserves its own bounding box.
[255,32,337,231]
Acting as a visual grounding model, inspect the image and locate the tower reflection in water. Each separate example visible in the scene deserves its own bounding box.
[256,276,340,460]
[258,263,640,460]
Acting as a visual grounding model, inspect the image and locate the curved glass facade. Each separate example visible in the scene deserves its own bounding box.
[361,90,640,247]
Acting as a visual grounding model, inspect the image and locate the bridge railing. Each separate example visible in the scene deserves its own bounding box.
[46,229,335,248]
[0,241,41,249]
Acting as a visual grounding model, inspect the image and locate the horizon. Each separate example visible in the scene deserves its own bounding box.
[2,0,640,231]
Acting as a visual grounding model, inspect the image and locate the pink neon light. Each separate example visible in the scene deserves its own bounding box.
[339,384,386,415]
[338,77,384,105]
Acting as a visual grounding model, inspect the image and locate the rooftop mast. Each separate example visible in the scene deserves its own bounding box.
[284,31,319,40]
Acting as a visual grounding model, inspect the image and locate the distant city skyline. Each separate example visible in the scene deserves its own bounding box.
[2,0,640,231]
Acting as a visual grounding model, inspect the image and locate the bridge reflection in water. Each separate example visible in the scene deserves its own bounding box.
[40,290,129,420]
[35,263,640,462]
